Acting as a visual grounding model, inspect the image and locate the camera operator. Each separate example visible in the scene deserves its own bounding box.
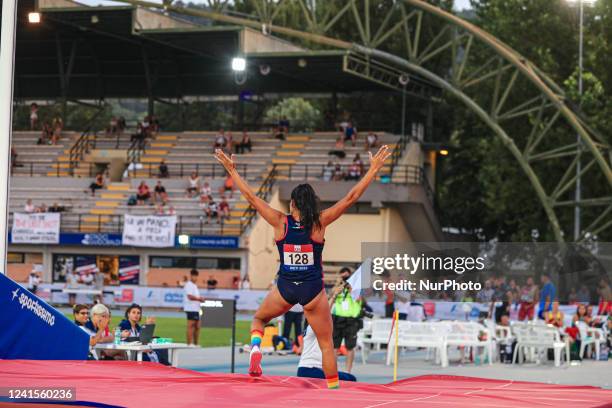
[329,267,367,374]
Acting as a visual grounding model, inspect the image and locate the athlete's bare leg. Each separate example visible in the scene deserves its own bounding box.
[251,285,292,333]
[249,286,292,376]
[303,290,338,383]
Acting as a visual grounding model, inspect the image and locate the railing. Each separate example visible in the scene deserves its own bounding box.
[239,164,278,234]
[127,137,147,166]
[67,108,107,176]
[389,133,411,172]
[127,162,249,179]
[277,163,424,184]
[8,213,239,236]
[11,162,96,177]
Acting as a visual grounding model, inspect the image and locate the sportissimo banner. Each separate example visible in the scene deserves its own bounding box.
[122,215,176,248]
[11,213,60,244]
[0,273,89,360]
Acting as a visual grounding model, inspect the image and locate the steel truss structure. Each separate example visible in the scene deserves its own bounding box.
[114,0,611,242]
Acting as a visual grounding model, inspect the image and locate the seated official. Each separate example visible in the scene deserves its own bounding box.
[119,304,167,364]
[75,304,116,359]
[297,325,356,382]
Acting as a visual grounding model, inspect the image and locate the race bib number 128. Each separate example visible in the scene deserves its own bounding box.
[283,244,314,266]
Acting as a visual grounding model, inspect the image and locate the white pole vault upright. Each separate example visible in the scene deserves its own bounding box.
[0,0,18,274]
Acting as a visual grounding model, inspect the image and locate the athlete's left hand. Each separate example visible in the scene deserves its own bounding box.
[215,149,236,171]
[368,145,391,173]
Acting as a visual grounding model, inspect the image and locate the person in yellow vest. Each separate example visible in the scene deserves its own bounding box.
[329,267,363,374]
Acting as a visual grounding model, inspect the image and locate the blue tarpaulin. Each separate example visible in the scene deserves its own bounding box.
[0,273,89,359]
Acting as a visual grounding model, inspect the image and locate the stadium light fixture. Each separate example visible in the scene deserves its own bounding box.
[28,12,41,24]
[439,149,449,156]
[231,57,246,72]
[178,234,189,246]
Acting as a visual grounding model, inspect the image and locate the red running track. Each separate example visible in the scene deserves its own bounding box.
[1,360,611,408]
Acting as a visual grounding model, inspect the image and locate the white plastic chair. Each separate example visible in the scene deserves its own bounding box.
[575,321,604,360]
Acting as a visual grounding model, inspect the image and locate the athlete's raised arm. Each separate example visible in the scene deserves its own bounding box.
[320,145,391,227]
[215,149,284,228]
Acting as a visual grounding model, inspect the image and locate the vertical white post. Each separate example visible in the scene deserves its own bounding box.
[574,0,584,241]
[0,0,18,274]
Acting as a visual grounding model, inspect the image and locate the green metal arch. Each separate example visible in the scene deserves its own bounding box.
[115,0,612,242]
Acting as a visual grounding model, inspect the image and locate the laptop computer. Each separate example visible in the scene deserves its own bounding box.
[139,324,155,345]
[125,324,156,344]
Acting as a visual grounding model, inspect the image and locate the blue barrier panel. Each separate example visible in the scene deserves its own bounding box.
[0,273,89,360]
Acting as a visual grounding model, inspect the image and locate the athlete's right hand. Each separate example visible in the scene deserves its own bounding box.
[368,145,391,173]
[215,149,236,171]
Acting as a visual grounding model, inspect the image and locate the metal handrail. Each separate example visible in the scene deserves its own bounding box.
[68,107,106,175]
[127,137,147,166]
[239,164,278,234]
[127,162,249,179]
[11,162,96,177]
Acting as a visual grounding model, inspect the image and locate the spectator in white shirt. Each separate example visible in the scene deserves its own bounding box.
[297,325,356,381]
[184,269,205,345]
[28,271,41,294]
[200,182,212,197]
[24,199,35,213]
[186,172,200,198]
[240,275,251,290]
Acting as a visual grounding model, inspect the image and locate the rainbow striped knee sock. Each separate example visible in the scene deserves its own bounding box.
[326,375,339,389]
[250,329,263,348]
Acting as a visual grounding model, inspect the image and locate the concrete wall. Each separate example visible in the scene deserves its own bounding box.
[242,28,303,53]
[134,8,196,31]
[246,190,287,289]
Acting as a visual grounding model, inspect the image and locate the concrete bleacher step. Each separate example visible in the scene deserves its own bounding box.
[150,142,174,148]
[286,135,310,142]
[235,202,250,210]
[276,151,301,157]
[95,201,120,208]
[83,216,111,223]
[107,183,130,191]
[141,157,163,163]
[47,171,70,177]
[157,135,177,141]
[100,193,125,200]
[90,208,115,215]
[272,158,297,165]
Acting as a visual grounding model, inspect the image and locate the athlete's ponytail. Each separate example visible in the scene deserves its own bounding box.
[290,184,321,230]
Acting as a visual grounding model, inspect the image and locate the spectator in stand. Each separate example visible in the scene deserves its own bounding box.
[153,180,168,204]
[199,193,211,212]
[150,116,160,136]
[343,121,357,146]
[35,203,48,213]
[518,277,538,321]
[81,270,94,286]
[38,123,50,145]
[136,181,151,205]
[131,123,146,144]
[29,103,39,130]
[48,202,66,213]
[477,279,495,303]
[240,275,251,290]
[365,132,378,150]
[572,303,591,325]
[345,161,362,181]
[24,199,35,213]
[218,195,230,221]
[214,129,227,150]
[332,163,344,181]
[219,174,235,198]
[186,172,200,198]
[232,276,240,289]
[322,161,334,181]
[207,275,218,290]
[107,117,119,136]
[577,285,590,303]
[88,173,105,197]
[142,116,151,138]
[158,159,169,178]
[205,198,221,224]
[183,269,204,345]
[538,273,556,319]
[200,181,212,198]
[51,117,63,145]
[328,137,346,159]
[353,153,365,174]
[235,130,252,154]
[165,206,176,216]
[544,301,564,328]
[598,278,612,315]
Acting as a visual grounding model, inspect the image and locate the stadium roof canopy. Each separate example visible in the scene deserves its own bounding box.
[5,0,441,101]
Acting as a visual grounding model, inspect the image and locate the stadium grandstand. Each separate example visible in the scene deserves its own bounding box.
[6,0,441,293]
